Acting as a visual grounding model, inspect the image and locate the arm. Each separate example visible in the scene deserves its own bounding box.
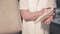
[20,0,45,21]
[20,9,44,21]
[43,0,57,24]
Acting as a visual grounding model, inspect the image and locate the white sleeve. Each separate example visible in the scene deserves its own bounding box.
[48,0,57,8]
[37,0,49,11]
[19,0,28,10]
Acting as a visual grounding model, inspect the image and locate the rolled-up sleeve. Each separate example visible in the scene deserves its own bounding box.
[48,0,57,8]
[19,0,28,10]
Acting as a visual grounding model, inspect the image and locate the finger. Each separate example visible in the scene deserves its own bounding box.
[46,20,52,24]
[53,13,55,16]
[44,15,53,24]
[44,19,51,24]
[47,17,53,24]
[46,21,51,24]
[46,17,53,24]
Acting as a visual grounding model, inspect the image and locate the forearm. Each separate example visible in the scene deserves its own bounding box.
[20,7,55,21]
[20,9,44,21]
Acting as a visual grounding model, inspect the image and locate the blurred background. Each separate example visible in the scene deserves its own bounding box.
[52,0,60,24]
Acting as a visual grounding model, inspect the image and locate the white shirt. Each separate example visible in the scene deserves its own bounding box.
[20,0,56,12]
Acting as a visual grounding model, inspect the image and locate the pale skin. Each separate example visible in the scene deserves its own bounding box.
[43,8,55,24]
[20,7,55,24]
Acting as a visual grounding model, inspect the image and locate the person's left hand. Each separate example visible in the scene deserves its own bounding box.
[44,13,55,24]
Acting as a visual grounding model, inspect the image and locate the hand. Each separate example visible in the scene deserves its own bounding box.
[44,13,55,24]
[42,7,55,24]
